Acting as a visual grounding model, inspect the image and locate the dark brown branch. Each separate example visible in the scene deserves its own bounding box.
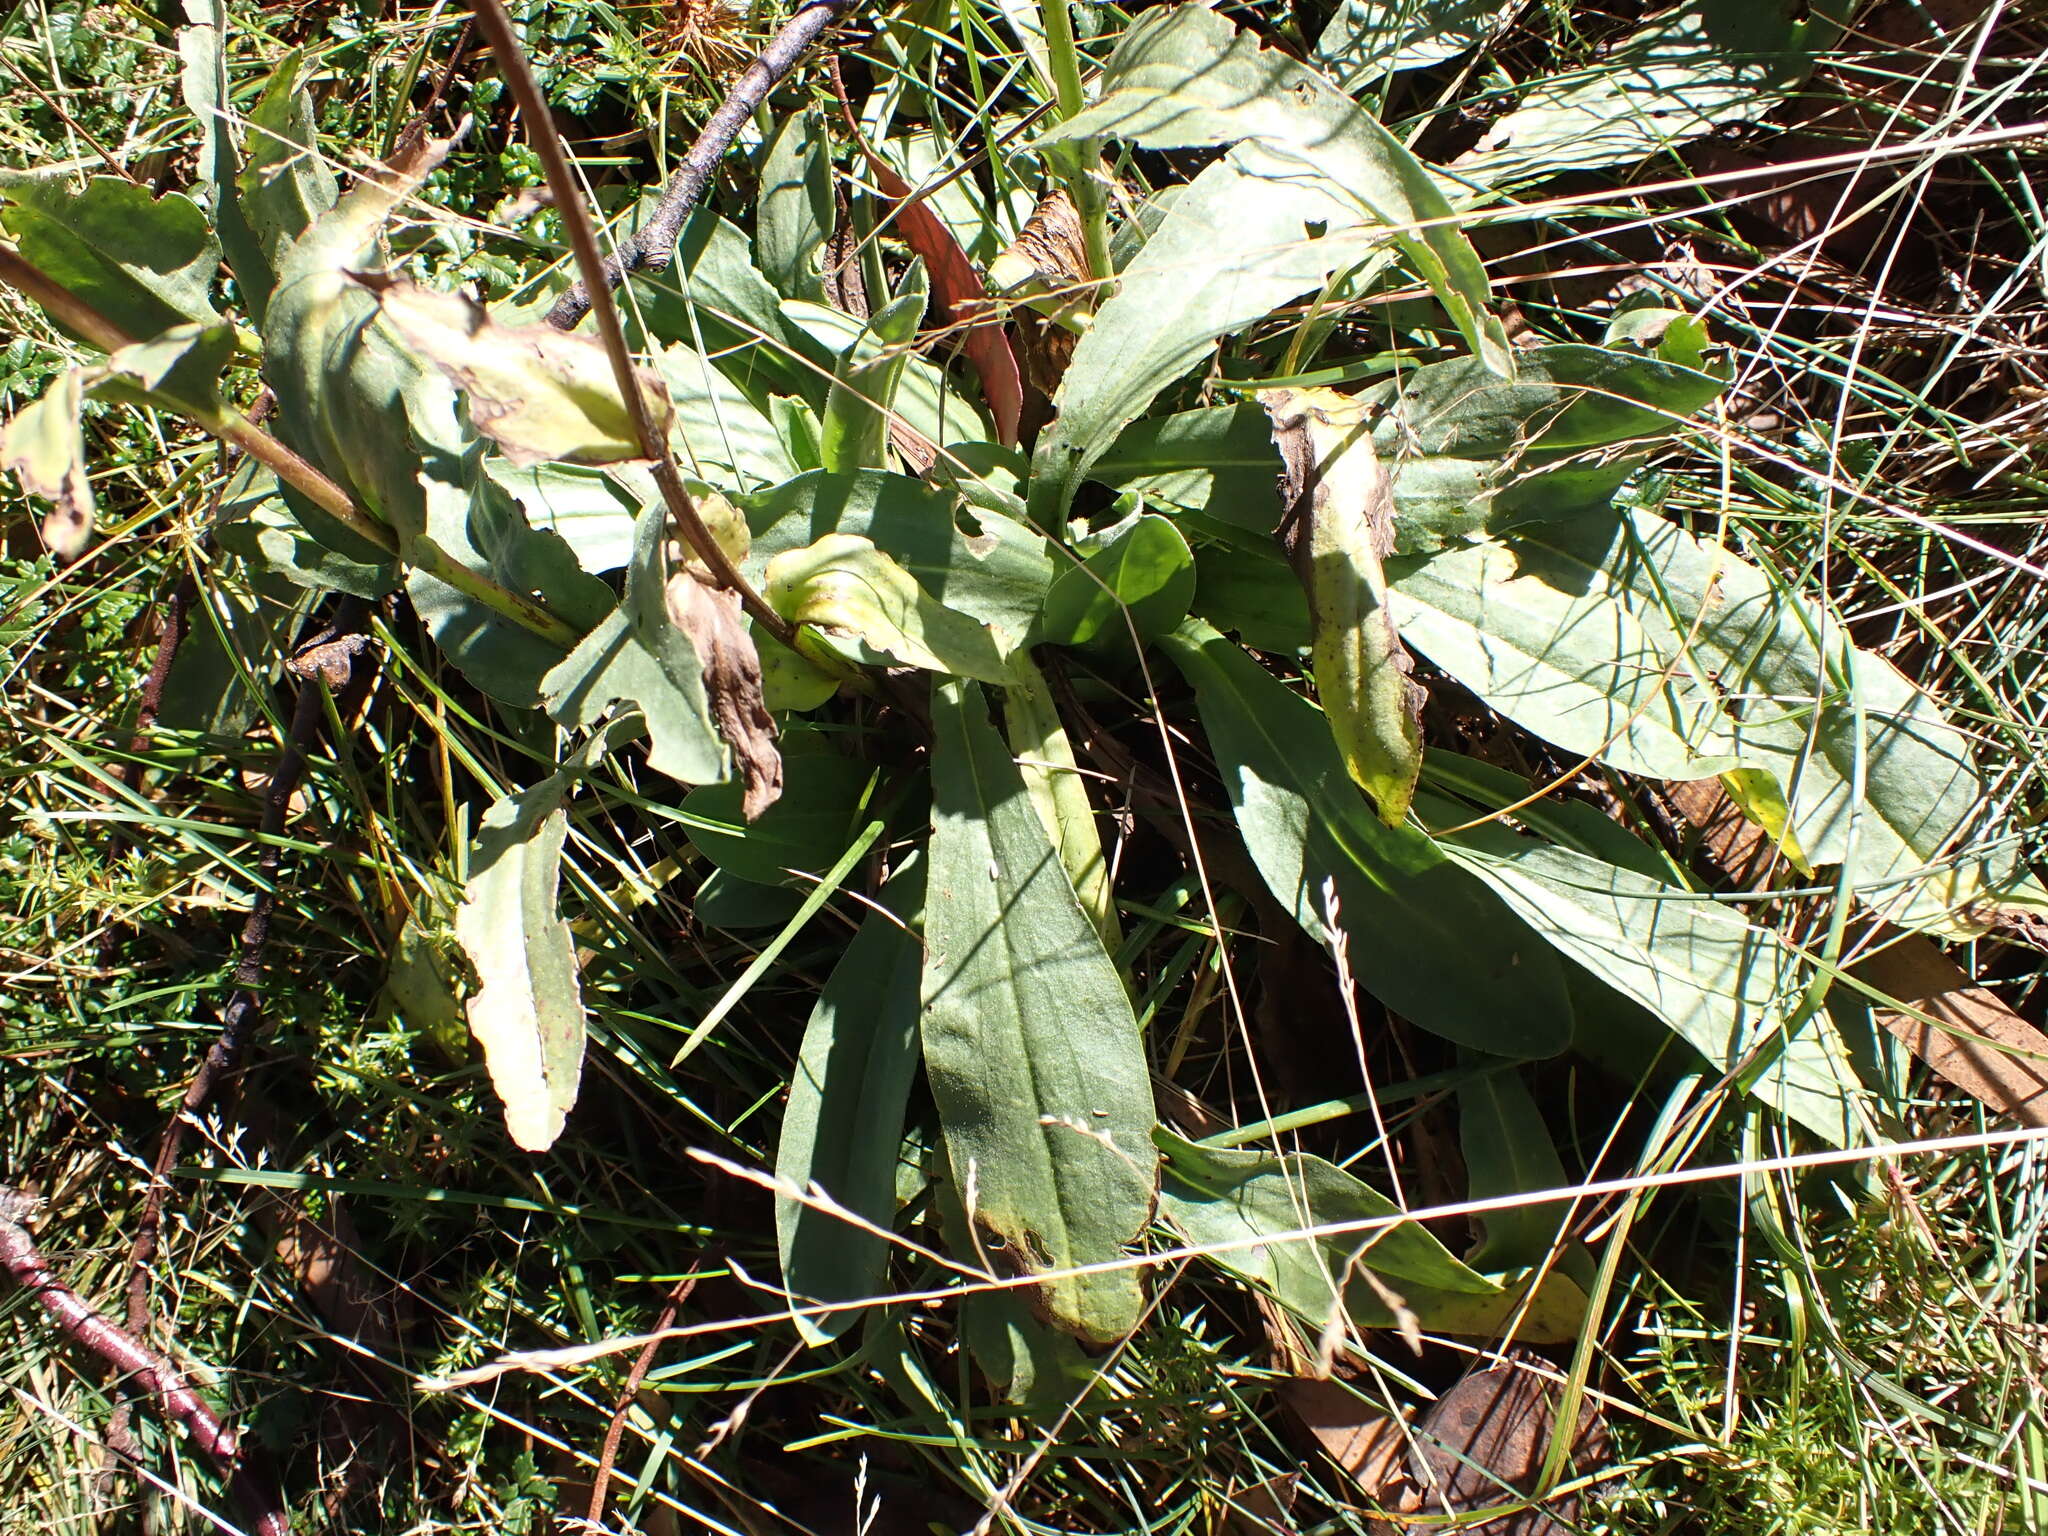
[542,0,860,330]
[469,0,800,657]
[0,1188,290,1535]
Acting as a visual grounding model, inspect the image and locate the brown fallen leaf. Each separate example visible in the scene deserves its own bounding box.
[1408,1364,1611,1535]
[1852,936,2048,1129]
[1280,1375,1416,1515]
[1223,1472,1301,1536]
[1667,778,2048,1128]
[665,570,781,820]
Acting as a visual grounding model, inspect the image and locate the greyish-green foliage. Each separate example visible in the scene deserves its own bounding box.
[3,0,2045,1531]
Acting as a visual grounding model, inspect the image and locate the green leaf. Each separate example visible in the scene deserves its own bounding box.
[1386,529,1743,781]
[214,462,396,598]
[742,470,1054,647]
[1160,621,1572,1058]
[1454,0,1843,192]
[1458,1066,1572,1273]
[485,460,641,576]
[1037,512,1194,648]
[1,176,220,340]
[765,533,1020,683]
[776,864,925,1344]
[636,207,827,404]
[693,867,803,930]
[93,321,236,419]
[233,50,338,322]
[1265,387,1423,824]
[756,110,833,301]
[1539,511,2030,933]
[1443,839,1864,1145]
[456,779,586,1152]
[923,680,1158,1345]
[656,341,800,492]
[1002,657,1119,952]
[818,265,929,473]
[682,729,867,887]
[1,368,94,558]
[1317,0,1505,91]
[1026,151,1384,530]
[367,278,670,467]
[785,290,994,457]
[1358,344,1727,459]
[1041,4,1508,373]
[1156,1129,1593,1340]
[541,503,727,784]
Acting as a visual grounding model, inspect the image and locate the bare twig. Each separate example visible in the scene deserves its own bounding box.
[467,0,799,652]
[583,1267,707,1533]
[541,0,861,330]
[0,1188,290,1536]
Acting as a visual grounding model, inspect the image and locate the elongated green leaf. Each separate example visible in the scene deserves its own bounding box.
[1317,0,1505,91]
[1266,387,1423,823]
[486,461,640,575]
[1002,657,1118,952]
[1454,0,1842,192]
[766,533,1019,683]
[776,865,925,1344]
[744,472,1054,649]
[367,278,669,466]
[542,503,727,783]
[93,321,236,419]
[1444,839,1864,1144]
[456,779,585,1152]
[1359,344,1726,459]
[233,50,337,322]
[1386,531,1742,781]
[1091,401,1641,554]
[1041,4,1508,372]
[1037,512,1194,649]
[1161,621,1571,1057]
[1459,1065,1572,1272]
[923,680,1158,1345]
[756,110,832,302]
[1530,512,2033,933]
[1,176,220,340]
[820,269,927,473]
[2,369,93,558]
[1157,1129,1586,1342]
[1026,149,1385,528]
[784,295,992,452]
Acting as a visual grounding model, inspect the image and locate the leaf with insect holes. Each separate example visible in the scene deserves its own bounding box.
[364,277,669,467]
[2,369,94,559]
[0,175,220,341]
[456,777,584,1152]
[1266,387,1424,825]
[923,679,1158,1347]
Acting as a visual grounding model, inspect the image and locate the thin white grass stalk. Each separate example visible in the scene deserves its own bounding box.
[427,1120,2048,1388]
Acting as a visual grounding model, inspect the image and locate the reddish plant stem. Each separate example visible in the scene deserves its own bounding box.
[584,1266,708,1533]
[0,1189,290,1535]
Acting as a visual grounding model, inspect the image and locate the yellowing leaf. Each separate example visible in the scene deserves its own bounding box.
[1264,387,1423,825]
[364,276,670,467]
[1,369,94,559]
[764,532,1018,683]
[456,783,585,1152]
